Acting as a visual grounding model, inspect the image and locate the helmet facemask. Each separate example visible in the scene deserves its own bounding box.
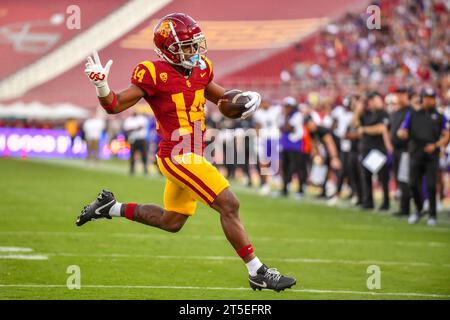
[168,33,207,69]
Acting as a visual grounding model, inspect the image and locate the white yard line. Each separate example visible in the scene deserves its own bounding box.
[0,247,33,252]
[0,254,48,260]
[44,252,449,268]
[0,284,449,298]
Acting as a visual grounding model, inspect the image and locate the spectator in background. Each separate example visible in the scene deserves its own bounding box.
[123,111,149,176]
[292,59,307,79]
[278,0,449,105]
[309,96,333,129]
[233,116,255,187]
[353,92,393,211]
[106,117,122,143]
[384,93,399,114]
[398,88,450,226]
[82,113,105,164]
[389,87,413,218]
[328,95,355,204]
[344,94,363,206]
[309,97,334,198]
[304,115,342,178]
[280,67,292,84]
[147,114,160,169]
[253,100,283,195]
[104,117,123,160]
[279,97,306,198]
[410,90,422,111]
[64,118,78,157]
[219,115,238,180]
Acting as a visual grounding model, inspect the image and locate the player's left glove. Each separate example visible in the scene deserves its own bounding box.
[241,91,261,119]
[84,50,113,97]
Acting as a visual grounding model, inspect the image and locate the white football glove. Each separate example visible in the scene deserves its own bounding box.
[241,91,261,119]
[84,50,113,97]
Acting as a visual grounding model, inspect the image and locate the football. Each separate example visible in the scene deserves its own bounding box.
[217,89,250,119]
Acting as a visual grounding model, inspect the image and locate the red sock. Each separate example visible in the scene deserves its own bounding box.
[124,203,137,220]
[237,244,254,258]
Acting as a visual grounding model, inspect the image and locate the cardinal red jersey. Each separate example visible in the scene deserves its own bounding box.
[130,57,214,157]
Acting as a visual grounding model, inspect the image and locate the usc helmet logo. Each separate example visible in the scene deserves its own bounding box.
[159,20,175,38]
[160,72,168,82]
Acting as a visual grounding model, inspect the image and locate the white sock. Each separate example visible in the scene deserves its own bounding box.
[109,202,122,217]
[246,257,263,277]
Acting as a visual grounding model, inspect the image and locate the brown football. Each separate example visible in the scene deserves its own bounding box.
[217,89,251,119]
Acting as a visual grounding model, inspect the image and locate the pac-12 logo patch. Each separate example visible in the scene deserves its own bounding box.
[160,72,168,82]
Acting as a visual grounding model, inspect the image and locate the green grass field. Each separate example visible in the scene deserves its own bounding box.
[0,157,449,300]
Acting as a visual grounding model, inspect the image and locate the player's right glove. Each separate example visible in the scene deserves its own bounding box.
[241,91,261,119]
[84,50,113,97]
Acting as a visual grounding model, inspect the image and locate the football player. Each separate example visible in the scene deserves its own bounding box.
[76,13,296,292]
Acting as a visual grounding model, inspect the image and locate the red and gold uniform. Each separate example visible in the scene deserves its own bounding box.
[130,58,229,215]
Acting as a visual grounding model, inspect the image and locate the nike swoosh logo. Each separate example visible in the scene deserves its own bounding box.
[200,72,207,78]
[95,200,115,215]
[249,279,267,288]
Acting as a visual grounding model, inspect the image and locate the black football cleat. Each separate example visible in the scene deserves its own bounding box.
[249,264,296,292]
[76,190,116,226]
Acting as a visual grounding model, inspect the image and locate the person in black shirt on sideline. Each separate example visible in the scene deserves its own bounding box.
[329,95,355,205]
[344,94,363,206]
[353,92,393,211]
[304,115,342,192]
[390,87,413,217]
[397,88,450,226]
[279,98,305,198]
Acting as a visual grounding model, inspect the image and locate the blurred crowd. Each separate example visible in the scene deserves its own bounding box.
[281,0,449,105]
